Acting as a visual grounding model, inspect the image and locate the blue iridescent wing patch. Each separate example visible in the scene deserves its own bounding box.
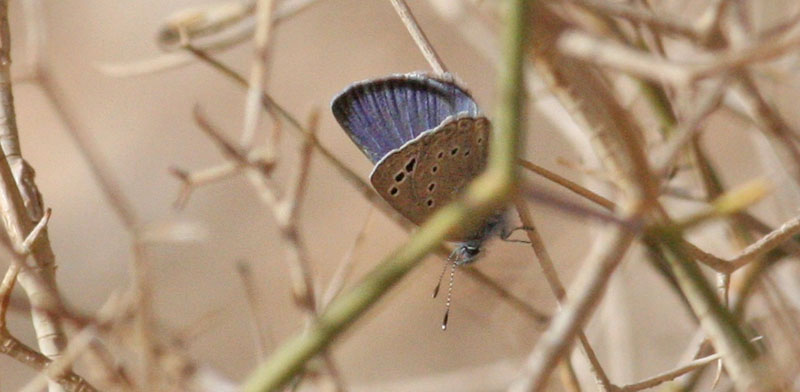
[331,73,480,164]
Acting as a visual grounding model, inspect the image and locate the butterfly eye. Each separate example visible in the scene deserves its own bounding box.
[428,183,436,192]
[450,147,459,156]
[464,150,470,157]
[437,151,444,159]
[477,137,484,144]
[389,187,399,196]
[394,172,405,182]
[432,165,438,173]
[464,246,480,257]
[426,199,435,207]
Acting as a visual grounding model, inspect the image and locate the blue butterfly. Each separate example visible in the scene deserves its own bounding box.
[332,72,511,328]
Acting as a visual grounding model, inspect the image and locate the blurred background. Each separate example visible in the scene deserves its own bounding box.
[1,0,799,391]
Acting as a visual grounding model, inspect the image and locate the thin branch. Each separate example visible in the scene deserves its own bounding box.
[655,228,774,391]
[508,222,638,392]
[19,327,101,392]
[96,0,328,77]
[518,159,615,210]
[516,159,734,278]
[157,1,254,51]
[131,241,158,387]
[619,350,723,392]
[22,208,52,252]
[557,30,691,85]
[460,267,550,324]
[760,276,800,370]
[236,261,274,360]
[321,208,374,309]
[389,0,448,76]
[514,198,615,391]
[728,213,800,271]
[193,107,345,389]
[37,70,140,229]
[0,328,97,392]
[185,46,412,227]
[734,73,800,185]
[0,4,69,390]
[559,15,800,85]
[0,209,50,324]
[241,0,277,149]
[509,220,634,392]
[280,110,317,226]
[566,0,703,40]
[0,263,17,324]
[680,240,730,272]
[169,162,240,208]
[653,77,728,177]
[519,180,637,229]
[268,110,318,312]
[0,230,98,391]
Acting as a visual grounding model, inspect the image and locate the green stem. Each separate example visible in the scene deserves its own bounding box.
[241,0,530,390]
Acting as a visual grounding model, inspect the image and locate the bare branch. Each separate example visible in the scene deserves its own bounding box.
[241,0,277,149]
[729,214,800,271]
[514,198,615,391]
[390,0,448,76]
[236,261,274,360]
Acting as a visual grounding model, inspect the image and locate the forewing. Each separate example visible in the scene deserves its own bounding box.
[331,73,479,163]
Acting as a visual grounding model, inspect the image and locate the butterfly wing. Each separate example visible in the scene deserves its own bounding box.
[370,115,491,240]
[331,73,479,164]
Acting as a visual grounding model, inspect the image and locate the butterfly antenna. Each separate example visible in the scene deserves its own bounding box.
[441,259,457,330]
[432,250,456,298]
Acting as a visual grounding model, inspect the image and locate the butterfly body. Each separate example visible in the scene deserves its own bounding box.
[332,72,504,264]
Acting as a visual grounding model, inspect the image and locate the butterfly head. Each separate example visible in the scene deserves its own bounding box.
[454,241,482,265]
[453,210,507,265]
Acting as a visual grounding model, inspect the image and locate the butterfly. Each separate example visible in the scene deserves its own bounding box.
[331,72,509,328]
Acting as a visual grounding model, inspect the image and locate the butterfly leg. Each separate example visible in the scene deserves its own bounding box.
[500,225,533,244]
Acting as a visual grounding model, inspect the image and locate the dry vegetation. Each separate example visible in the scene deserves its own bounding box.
[1,0,800,391]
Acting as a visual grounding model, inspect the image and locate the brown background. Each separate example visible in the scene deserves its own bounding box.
[1,0,795,390]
